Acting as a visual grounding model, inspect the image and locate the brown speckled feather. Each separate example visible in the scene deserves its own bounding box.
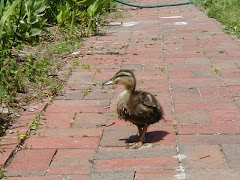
[117,90,164,127]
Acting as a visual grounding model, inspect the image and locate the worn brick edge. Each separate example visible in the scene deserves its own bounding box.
[0,37,97,169]
[0,100,49,168]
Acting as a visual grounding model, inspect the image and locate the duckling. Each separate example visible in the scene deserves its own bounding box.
[103,69,164,149]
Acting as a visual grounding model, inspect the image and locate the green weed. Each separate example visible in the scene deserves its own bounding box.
[92,66,102,72]
[213,67,221,74]
[195,0,240,37]
[81,64,91,70]
[47,41,82,54]
[82,87,92,96]
[73,61,80,68]
[0,169,7,179]
[28,114,41,130]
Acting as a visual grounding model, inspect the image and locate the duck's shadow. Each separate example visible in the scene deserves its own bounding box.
[119,130,169,144]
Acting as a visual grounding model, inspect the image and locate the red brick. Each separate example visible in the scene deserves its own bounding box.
[223,72,240,78]
[51,99,110,107]
[166,58,185,65]
[67,72,95,85]
[169,78,222,88]
[32,127,103,138]
[100,126,176,147]
[226,50,240,57]
[169,71,193,78]
[143,52,163,58]
[73,113,108,128]
[7,175,89,180]
[0,148,14,168]
[165,54,204,58]
[135,170,177,180]
[223,77,240,86]
[179,144,225,168]
[204,50,228,57]
[49,149,94,175]
[178,134,240,145]
[228,85,240,96]
[185,58,209,65]
[43,112,73,128]
[46,100,110,114]
[185,168,240,180]
[145,44,163,48]
[106,118,131,127]
[54,149,95,158]
[221,144,240,169]
[175,103,238,111]
[46,105,108,114]
[25,137,100,149]
[95,157,178,171]
[7,177,56,180]
[208,110,240,125]
[199,87,230,96]
[175,110,211,126]
[6,149,56,176]
[171,87,200,97]
[178,125,240,135]
[183,45,202,51]
[45,105,81,113]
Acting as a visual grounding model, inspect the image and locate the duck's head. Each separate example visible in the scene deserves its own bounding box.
[103,69,136,91]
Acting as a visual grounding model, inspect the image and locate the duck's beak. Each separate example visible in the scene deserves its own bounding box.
[102,79,115,86]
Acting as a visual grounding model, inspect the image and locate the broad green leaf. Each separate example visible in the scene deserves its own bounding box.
[25,31,30,38]
[0,0,4,17]
[77,0,96,6]
[19,20,28,30]
[33,1,42,11]
[87,0,107,17]
[56,11,64,24]
[0,0,21,38]
[30,28,42,36]
[35,5,47,14]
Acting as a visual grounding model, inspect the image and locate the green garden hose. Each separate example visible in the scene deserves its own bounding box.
[113,0,200,8]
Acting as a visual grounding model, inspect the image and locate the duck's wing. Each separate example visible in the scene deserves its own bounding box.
[139,92,158,108]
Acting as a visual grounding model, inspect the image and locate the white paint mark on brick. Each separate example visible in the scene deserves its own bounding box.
[174,22,188,25]
[174,154,186,161]
[160,16,183,18]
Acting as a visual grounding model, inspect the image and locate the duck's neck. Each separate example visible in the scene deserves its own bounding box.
[124,83,135,92]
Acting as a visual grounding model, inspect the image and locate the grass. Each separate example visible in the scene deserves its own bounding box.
[82,87,92,96]
[213,67,221,74]
[47,41,82,54]
[72,61,80,68]
[81,64,91,70]
[195,0,240,37]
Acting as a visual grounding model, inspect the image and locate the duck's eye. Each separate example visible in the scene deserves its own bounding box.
[116,74,128,78]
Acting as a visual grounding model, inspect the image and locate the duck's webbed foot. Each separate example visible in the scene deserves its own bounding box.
[128,141,143,149]
[127,125,148,149]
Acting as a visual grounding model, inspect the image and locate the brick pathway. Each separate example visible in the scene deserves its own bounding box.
[2,0,240,179]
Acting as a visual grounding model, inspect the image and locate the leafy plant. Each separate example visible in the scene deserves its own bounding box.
[73,61,80,67]
[0,169,7,179]
[93,66,102,72]
[15,0,48,40]
[82,87,92,96]
[47,40,82,54]
[195,0,240,37]
[0,0,116,138]
[28,114,41,130]
[213,67,220,74]
[0,0,21,53]
[81,63,91,70]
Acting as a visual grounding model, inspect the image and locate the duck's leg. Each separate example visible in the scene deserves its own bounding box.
[138,126,143,136]
[129,125,148,149]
